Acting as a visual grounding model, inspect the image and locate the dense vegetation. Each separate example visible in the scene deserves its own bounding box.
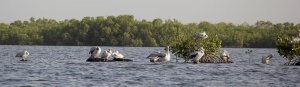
[276,35,300,65]
[0,15,299,47]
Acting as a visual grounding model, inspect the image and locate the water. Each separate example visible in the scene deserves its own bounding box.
[0,45,299,87]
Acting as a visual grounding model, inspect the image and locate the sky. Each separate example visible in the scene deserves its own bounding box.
[0,0,299,24]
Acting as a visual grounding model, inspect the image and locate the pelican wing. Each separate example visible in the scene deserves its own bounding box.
[89,47,96,54]
[15,52,23,57]
[150,57,159,62]
[190,54,197,59]
[190,51,199,58]
[156,53,166,57]
[147,52,166,58]
[112,52,124,59]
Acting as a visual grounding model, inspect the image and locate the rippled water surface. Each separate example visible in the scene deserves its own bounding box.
[0,45,299,87]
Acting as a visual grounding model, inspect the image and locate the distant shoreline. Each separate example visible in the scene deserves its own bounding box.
[1,15,299,48]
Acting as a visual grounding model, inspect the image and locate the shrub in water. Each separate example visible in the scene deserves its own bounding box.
[171,32,222,62]
[276,35,300,65]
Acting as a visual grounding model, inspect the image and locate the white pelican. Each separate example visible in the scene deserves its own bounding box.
[101,49,112,62]
[147,46,171,63]
[89,47,101,58]
[220,50,230,63]
[262,54,273,64]
[112,51,124,59]
[193,32,208,39]
[190,47,205,64]
[16,50,30,61]
[290,37,300,43]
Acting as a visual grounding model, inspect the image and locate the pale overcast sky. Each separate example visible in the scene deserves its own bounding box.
[0,0,299,24]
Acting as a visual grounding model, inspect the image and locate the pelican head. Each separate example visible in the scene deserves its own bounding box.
[262,54,273,64]
[200,32,208,39]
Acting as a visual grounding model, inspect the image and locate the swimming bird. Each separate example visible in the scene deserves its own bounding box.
[89,47,101,58]
[190,47,205,64]
[101,49,112,62]
[220,50,230,63]
[112,51,124,59]
[147,46,171,63]
[16,50,30,61]
[262,54,273,64]
[245,49,253,54]
[147,51,161,63]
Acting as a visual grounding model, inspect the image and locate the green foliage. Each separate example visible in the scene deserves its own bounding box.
[202,34,222,55]
[276,36,300,64]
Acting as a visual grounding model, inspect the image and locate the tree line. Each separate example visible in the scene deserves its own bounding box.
[0,15,299,47]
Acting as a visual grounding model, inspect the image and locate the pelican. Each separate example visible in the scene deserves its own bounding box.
[16,50,30,61]
[220,50,230,63]
[262,54,273,64]
[101,49,112,62]
[112,51,124,59]
[193,32,208,39]
[290,37,300,43]
[89,47,101,58]
[190,47,205,64]
[147,46,171,63]
[245,49,253,54]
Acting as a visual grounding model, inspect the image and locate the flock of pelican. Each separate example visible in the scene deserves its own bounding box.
[14,31,276,64]
[86,47,128,62]
[14,47,273,64]
[15,46,273,64]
